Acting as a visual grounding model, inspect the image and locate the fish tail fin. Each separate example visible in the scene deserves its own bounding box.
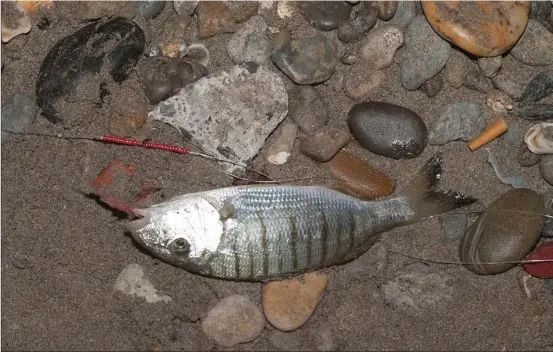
[400,152,476,223]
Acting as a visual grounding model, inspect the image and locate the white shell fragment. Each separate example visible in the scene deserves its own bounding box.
[1,12,31,43]
[149,65,288,172]
[486,90,513,114]
[267,123,298,165]
[113,264,172,303]
[524,123,553,154]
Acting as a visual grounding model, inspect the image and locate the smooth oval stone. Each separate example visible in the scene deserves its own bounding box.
[300,126,350,162]
[459,189,545,275]
[511,20,553,66]
[348,101,427,159]
[523,242,553,278]
[326,150,394,200]
[36,17,145,124]
[298,1,352,31]
[134,0,165,19]
[364,0,397,21]
[271,35,337,85]
[539,154,553,185]
[337,8,377,43]
[1,93,38,143]
[521,69,553,104]
[422,1,531,57]
[358,24,404,70]
[518,141,541,167]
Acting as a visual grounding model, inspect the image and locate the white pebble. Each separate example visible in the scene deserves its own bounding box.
[267,123,297,165]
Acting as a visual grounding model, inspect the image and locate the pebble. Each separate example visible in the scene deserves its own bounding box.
[542,191,553,238]
[518,142,542,167]
[492,73,524,101]
[138,56,207,104]
[326,150,394,200]
[271,35,337,85]
[539,154,553,185]
[298,1,352,31]
[36,18,145,124]
[440,212,468,243]
[201,295,265,348]
[266,321,334,351]
[523,242,553,279]
[521,69,553,104]
[530,1,552,29]
[464,64,494,94]
[348,101,428,159]
[149,64,288,172]
[519,104,553,119]
[524,123,553,154]
[381,263,453,312]
[486,148,529,189]
[511,20,553,66]
[343,66,385,101]
[364,0,397,21]
[288,86,328,134]
[272,29,291,52]
[486,90,513,114]
[420,70,443,98]
[443,49,469,89]
[340,48,358,65]
[266,123,297,165]
[400,16,451,91]
[134,0,165,19]
[478,56,502,78]
[337,8,377,43]
[225,1,259,23]
[262,272,328,331]
[388,0,419,30]
[227,15,271,65]
[358,24,404,70]
[459,189,545,275]
[173,0,198,16]
[300,126,350,162]
[422,1,530,57]
[113,264,172,303]
[1,93,38,143]
[429,102,485,146]
[196,1,235,39]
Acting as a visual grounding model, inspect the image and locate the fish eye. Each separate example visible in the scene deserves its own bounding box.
[170,238,190,254]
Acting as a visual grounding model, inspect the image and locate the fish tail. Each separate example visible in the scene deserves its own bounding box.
[400,152,476,223]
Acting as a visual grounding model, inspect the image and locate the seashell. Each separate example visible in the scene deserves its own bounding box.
[277,1,295,19]
[1,14,31,43]
[524,122,553,154]
[486,90,513,114]
[16,0,53,14]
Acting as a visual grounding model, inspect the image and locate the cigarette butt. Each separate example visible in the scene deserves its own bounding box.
[468,118,509,151]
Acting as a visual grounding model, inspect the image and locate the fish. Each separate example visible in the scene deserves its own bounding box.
[126,153,476,281]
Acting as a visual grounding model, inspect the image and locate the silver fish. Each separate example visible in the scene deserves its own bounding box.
[127,153,475,281]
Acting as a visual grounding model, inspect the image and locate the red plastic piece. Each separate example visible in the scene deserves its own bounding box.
[523,242,553,279]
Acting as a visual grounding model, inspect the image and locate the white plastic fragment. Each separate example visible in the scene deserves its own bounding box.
[524,123,553,154]
[267,123,297,165]
[113,264,172,303]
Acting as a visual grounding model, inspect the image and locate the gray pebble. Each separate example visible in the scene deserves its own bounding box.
[492,73,524,101]
[364,0,397,21]
[388,0,419,30]
[272,29,291,52]
[400,16,451,91]
[444,49,469,89]
[299,126,350,162]
[288,86,328,134]
[298,1,352,31]
[486,148,529,189]
[440,213,468,243]
[521,69,553,104]
[464,64,494,94]
[519,104,553,119]
[271,35,337,85]
[348,101,427,159]
[510,20,553,66]
[341,47,358,65]
[134,0,165,19]
[358,24,404,70]
[518,141,542,167]
[1,93,39,143]
[227,16,271,65]
[337,8,377,43]
[428,102,484,146]
[539,154,553,186]
[419,70,443,98]
[530,1,552,30]
[478,56,502,78]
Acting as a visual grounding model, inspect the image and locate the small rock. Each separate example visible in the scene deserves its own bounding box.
[225,1,259,23]
[486,148,530,189]
[464,64,494,94]
[523,242,553,279]
[288,86,328,134]
[519,104,553,119]
[530,1,552,29]
[524,122,553,154]
[478,56,502,78]
[298,1,352,31]
[271,35,337,85]
[518,141,542,167]
[511,20,553,66]
[201,295,265,348]
[440,212,468,243]
[196,1,235,39]
[428,102,484,146]
[262,272,328,331]
[422,1,531,57]
[300,126,350,162]
[173,0,198,15]
[227,15,271,65]
[138,56,207,104]
[521,69,553,104]
[443,49,470,89]
[348,101,428,159]
[337,8,377,43]
[343,66,385,101]
[459,189,545,275]
[134,0,165,19]
[540,154,553,185]
[114,264,172,303]
[340,47,358,65]
[541,191,553,238]
[358,24,404,70]
[149,65,288,172]
[1,93,38,143]
[419,70,443,98]
[492,73,524,101]
[267,123,297,165]
[325,150,394,200]
[364,0,397,21]
[266,321,334,351]
[486,90,513,114]
[388,0,419,30]
[381,263,453,312]
[272,28,291,51]
[400,16,451,91]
